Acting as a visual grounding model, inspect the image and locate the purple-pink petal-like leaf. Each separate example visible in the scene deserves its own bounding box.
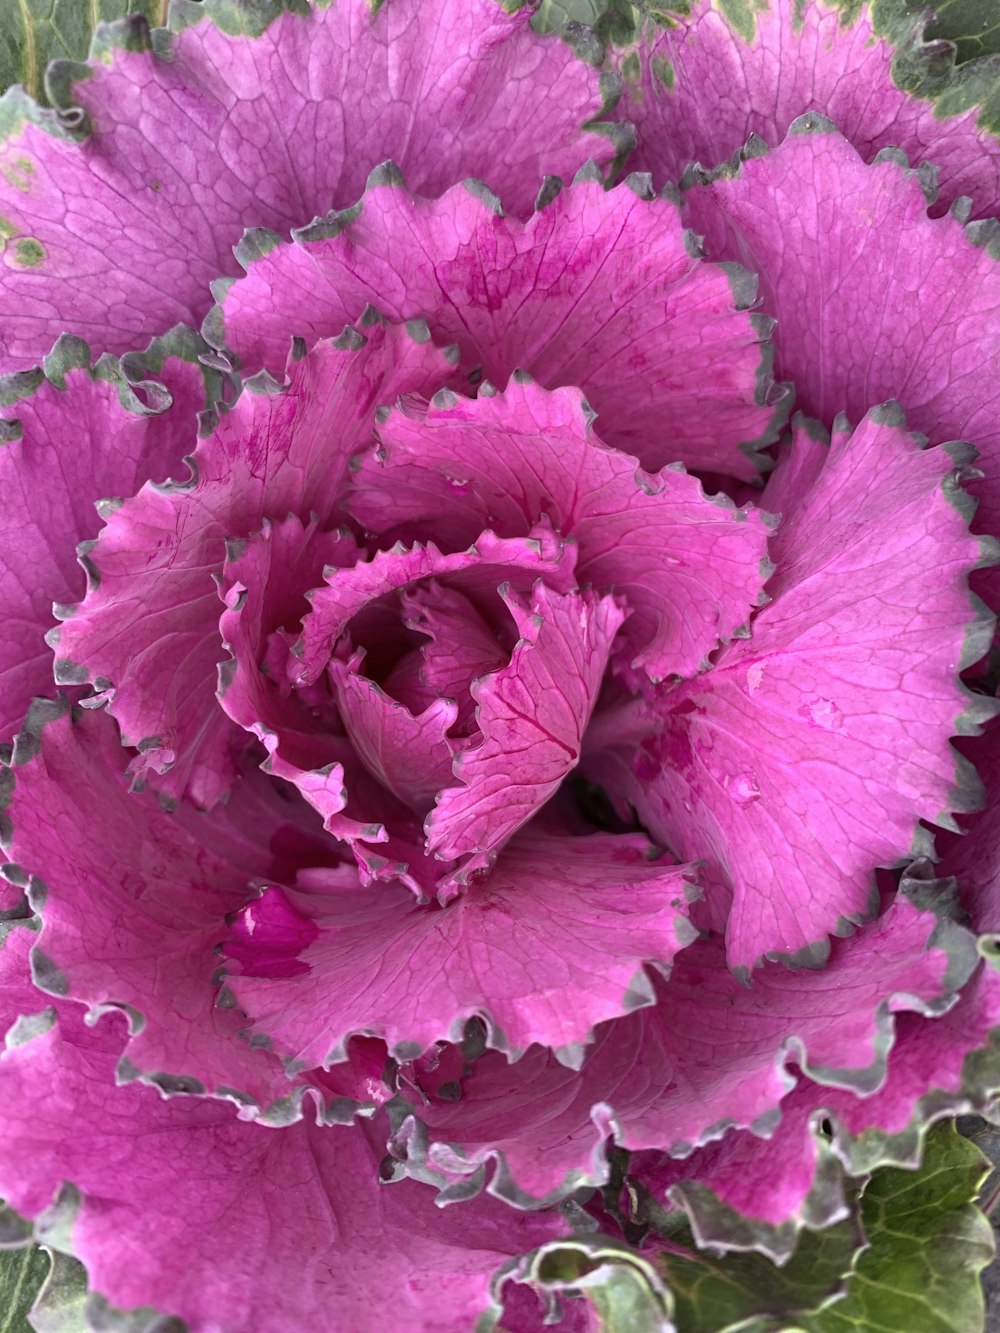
[684,120,1000,610]
[293,524,577,688]
[225,826,699,1069]
[0,925,566,1332]
[617,0,1000,215]
[386,890,974,1212]
[0,331,206,743]
[426,584,625,879]
[352,381,773,681]
[54,322,452,806]
[938,702,1000,932]
[329,649,458,812]
[634,921,1000,1255]
[631,409,992,970]
[211,173,781,477]
[0,0,614,370]
[394,582,508,730]
[0,701,320,1118]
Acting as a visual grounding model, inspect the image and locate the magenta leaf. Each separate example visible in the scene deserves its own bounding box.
[426,584,625,879]
[329,650,459,812]
[293,523,577,688]
[0,0,616,370]
[0,329,210,743]
[625,409,994,970]
[225,825,699,1069]
[616,0,1000,215]
[633,881,1000,1259]
[386,886,977,1220]
[54,321,452,807]
[939,690,1000,933]
[684,119,1000,612]
[0,924,567,1333]
[351,380,774,682]
[211,171,783,478]
[393,582,509,731]
[0,699,365,1121]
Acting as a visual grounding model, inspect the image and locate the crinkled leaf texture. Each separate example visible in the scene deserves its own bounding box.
[0,923,570,1333]
[0,0,619,371]
[0,329,208,742]
[630,897,1000,1261]
[210,172,783,478]
[600,408,992,970]
[386,888,977,1219]
[617,0,1000,215]
[0,699,382,1122]
[225,826,700,1069]
[348,380,774,682]
[795,1120,994,1333]
[684,119,1000,618]
[54,319,453,807]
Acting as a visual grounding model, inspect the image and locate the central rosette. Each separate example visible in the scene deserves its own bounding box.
[215,369,769,907]
[51,313,772,1067]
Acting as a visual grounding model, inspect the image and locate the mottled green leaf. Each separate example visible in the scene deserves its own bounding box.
[0,1242,50,1333]
[0,1,168,105]
[798,1120,995,1333]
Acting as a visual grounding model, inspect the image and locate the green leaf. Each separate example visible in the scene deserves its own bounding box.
[25,1250,89,1333]
[798,1120,995,1333]
[0,1242,51,1333]
[0,1,168,105]
[920,0,1000,63]
[657,1211,864,1333]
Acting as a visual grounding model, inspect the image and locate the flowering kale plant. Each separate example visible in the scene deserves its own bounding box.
[2,0,1000,1328]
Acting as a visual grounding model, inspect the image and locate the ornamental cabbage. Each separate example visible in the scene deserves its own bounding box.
[0,1,998,1330]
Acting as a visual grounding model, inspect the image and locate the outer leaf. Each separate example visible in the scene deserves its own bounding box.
[683,119,1000,623]
[616,0,1000,215]
[798,1121,994,1333]
[211,172,783,479]
[0,0,616,370]
[630,893,1000,1263]
[938,693,1000,931]
[0,327,209,744]
[620,409,993,969]
[923,0,1000,63]
[0,926,570,1333]
[386,892,974,1214]
[653,1210,864,1333]
[0,1,165,104]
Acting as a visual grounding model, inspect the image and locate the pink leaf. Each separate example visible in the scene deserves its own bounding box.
[352,381,773,682]
[631,410,993,969]
[214,174,782,477]
[617,0,1000,215]
[55,322,451,806]
[0,0,611,369]
[388,890,975,1212]
[225,826,699,1068]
